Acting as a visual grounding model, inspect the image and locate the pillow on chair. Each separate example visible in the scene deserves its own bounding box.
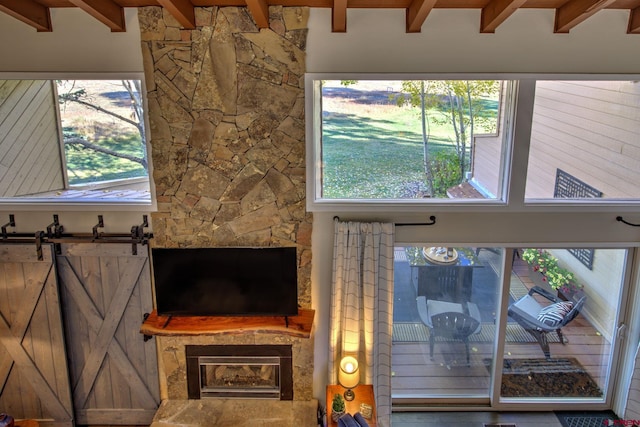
[537,301,573,327]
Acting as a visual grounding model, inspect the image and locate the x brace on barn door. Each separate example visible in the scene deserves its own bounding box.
[0,214,153,259]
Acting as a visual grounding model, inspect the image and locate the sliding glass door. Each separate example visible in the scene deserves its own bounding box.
[392,246,503,400]
[499,248,626,403]
[392,245,627,407]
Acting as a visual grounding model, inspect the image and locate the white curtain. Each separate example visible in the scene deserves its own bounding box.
[329,220,395,427]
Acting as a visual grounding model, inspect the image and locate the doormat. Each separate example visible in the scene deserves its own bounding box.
[487,358,603,398]
[393,322,562,344]
[555,410,619,427]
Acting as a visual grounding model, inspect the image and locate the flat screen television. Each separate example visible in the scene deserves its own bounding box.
[151,247,298,317]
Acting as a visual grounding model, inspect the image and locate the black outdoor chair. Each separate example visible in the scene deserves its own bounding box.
[417,265,473,303]
[417,296,482,366]
[507,285,586,359]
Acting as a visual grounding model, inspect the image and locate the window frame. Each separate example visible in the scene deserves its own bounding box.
[305,73,640,214]
[0,72,154,211]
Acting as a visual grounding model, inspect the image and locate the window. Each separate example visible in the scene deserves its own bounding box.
[0,78,151,206]
[306,76,640,210]
[307,78,507,207]
[525,80,640,202]
[312,75,640,412]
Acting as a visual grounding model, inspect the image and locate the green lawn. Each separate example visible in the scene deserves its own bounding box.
[321,83,498,199]
[64,133,147,185]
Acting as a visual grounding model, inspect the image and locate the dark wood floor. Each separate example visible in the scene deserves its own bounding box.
[392,256,611,398]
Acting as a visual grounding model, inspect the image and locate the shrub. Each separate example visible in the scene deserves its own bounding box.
[521,248,583,293]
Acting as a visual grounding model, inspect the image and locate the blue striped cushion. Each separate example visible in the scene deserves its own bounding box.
[537,301,573,327]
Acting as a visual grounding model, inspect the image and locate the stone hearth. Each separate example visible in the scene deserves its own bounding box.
[150,398,318,426]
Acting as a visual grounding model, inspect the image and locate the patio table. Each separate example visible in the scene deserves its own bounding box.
[405,247,482,303]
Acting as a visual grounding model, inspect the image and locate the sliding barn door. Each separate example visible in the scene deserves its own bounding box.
[56,243,159,425]
[0,244,74,426]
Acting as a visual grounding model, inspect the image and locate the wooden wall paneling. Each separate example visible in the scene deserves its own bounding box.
[9,102,58,196]
[23,124,64,196]
[15,111,61,196]
[0,79,64,197]
[0,80,22,130]
[0,80,49,163]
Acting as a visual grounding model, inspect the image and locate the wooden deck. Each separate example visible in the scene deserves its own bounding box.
[392,256,611,399]
[11,178,151,202]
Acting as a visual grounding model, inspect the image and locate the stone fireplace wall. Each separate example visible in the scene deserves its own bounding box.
[137,6,313,401]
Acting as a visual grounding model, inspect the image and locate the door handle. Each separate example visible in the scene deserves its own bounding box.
[617,323,627,340]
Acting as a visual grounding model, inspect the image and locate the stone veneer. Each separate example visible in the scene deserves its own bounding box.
[137,5,314,406]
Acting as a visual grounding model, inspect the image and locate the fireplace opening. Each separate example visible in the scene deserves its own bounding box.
[186,345,293,400]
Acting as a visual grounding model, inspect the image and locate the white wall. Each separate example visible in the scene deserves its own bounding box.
[306,7,640,404]
[0,8,143,73]
[0,8,148,234]
[307,8,640,73]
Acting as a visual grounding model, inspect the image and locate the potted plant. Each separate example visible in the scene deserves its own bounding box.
[331,393,345,422]
[521,249,583,296]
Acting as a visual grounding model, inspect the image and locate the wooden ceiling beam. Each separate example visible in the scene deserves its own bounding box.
[554,0,616,32]
[406,0,437,32]
[628,5,640,32]
[480,0,528,32]
[245,0,270,28]
[332,0,347,32]
[67,0,126,31]
[157,0,196,29]
[0,0,52,31]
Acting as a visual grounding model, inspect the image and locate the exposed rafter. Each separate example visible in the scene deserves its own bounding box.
[0,0,51,32]
[629,5,640,33]
[554,0,617,32]
[157,0,195,29]
[406,0,437,33]
[246,0,270,28]
[480,0,528,32]
[1,0,640,34]
[67,0,126,32]
[332,0,347,32]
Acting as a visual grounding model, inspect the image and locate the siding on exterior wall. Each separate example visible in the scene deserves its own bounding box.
[0,80,65,197]
[526,80,640,199]
[470,84,508,198]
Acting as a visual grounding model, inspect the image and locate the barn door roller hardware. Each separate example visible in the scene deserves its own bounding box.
[0,213,153,257]
[1,214,15,239]
[46,214,64,254]
[130,215,150,255]
[93,215,104,239]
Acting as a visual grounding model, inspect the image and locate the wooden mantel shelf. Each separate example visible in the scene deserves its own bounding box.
[140,309,314,338]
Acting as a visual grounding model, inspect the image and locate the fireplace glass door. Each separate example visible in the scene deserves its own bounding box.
[199,356,281,399]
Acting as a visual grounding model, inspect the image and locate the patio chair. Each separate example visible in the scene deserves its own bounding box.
[507,285,586,359]
[417,265,473,303]
[417,296,482,366]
